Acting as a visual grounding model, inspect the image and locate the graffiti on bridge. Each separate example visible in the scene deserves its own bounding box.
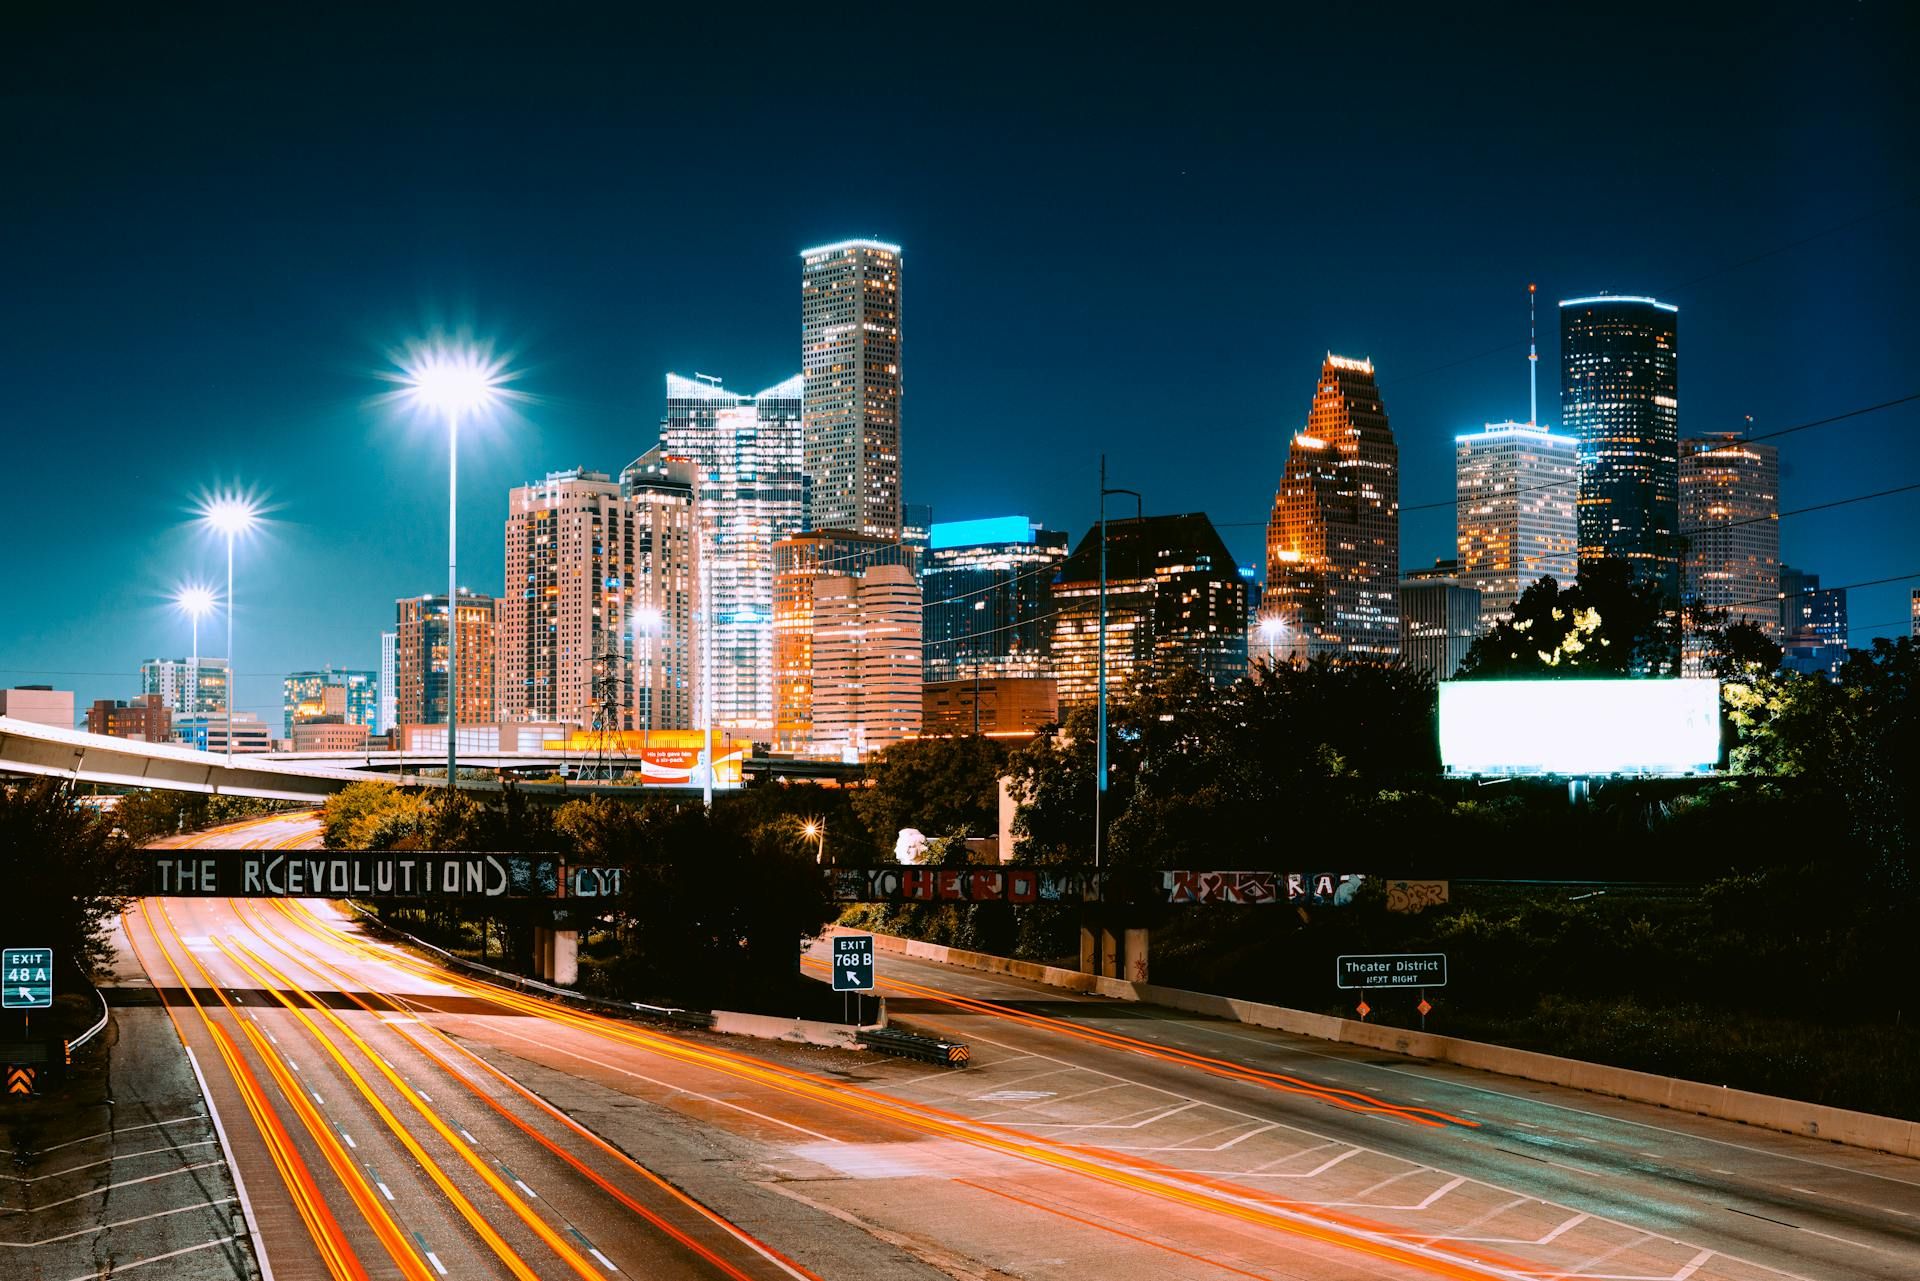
[1161,871,1364,906]
[829,867,1096,905]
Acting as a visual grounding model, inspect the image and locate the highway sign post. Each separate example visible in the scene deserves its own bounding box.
[833,933,874,1026]
[3,948,52,1011]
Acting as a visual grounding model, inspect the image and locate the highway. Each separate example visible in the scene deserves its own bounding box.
[125,813,1920,1281]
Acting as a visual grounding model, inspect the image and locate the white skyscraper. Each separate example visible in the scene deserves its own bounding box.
[1455,422,1579,627]
[378,631,397,733]
[811,563,922,759]
[661,372,804,739]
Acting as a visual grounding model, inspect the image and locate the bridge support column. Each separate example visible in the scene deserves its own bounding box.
[1123,927,1149,984]
[1099,928,1119,980]
[532,926,552,982]
[550,930,578,986]
[1079,927,1097,975]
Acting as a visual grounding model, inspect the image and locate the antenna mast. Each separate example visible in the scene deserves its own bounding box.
[1527,283,1538,426]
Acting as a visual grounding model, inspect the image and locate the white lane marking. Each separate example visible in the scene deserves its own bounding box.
[1022,1100,1203,1131]
[418,1091,433,1104]
[425,1251,449,1275]
[0,1139,219,1182]
[283,1056,297,1070]
[0,1161,226,1212]
[458,1129,476,1143]
[265,1031,277,1044]
[889,948,1920,1195]
[55,1234,244,1281]
[974,1089,1057,1102]
[476,1022,844,1143]
[0,1197,237,1247]
[311,1091,324,1106]
[589,1247,619,1271]
[514,1179,538,1198]
[30,1116,206,1154]
[1675,1249,1717,1280]
[377,1182,395,1202]
[340,1132,357,1149]
[1787,1185,1914,1218]
[1435,1211,1589,1245]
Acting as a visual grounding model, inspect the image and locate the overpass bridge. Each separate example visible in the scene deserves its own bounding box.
[0,717,855,801]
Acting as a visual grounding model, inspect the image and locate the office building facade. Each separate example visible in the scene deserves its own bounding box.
[1561,295,1681,601]
[1052,513,1249,707]
[922,676,1058,737]
[172,712,272,754]
[141,658,229,718]
[394,590,497,729]
[922,516,1068,684]
[1779,565,1848,678]
[1266,354,1400,660]
[0,686,75,730]
[499,469,633,730]
[621,446,700,733]
[283,667,377,737]
[802,239,903,539]
[378,632,397,733]
[1455,422,1578,627]
[771,530,908,750]
[660,373,803,738]
[86,695,171,742]
[1680,434,1780,664]
[1398,562,1482,683]
[810,564,923,759]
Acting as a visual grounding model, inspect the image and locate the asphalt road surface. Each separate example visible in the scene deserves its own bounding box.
[125,813,1919,1280]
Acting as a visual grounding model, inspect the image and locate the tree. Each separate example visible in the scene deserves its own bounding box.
[1458,561,1679,678]
[854,736,1010,850]
[0,781,144,982]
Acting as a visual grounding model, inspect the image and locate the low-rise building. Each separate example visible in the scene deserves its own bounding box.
[290,720,370,753]
[0,685,75,729]
[86,695,172,741]
[173,713,273,754]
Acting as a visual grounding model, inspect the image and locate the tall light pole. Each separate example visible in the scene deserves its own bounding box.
[173,583,217,714]
[197,497,260,762]
[1095,457,1141,880]
[1260,616,1285,666]
[399,341,508,797]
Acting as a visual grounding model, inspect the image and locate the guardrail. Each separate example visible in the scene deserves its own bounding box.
[344,903,714,1030]
[857,1026,970,1067]
[67,985,111,1053]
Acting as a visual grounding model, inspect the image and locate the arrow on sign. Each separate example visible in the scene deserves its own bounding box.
[6,1067,32,1096]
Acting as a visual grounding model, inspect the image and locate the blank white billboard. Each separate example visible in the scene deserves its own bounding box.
[1438,679,1721,777]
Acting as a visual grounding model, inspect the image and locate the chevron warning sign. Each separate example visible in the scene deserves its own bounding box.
[6,1066,34,1096]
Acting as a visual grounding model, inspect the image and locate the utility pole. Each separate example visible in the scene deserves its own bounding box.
[1095,457,1142,881]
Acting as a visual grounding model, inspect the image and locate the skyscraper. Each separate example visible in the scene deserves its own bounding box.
[1561,295,1681,601]
[395,590,497,729]
[282,667,377,737]
[921,516,1068,684]
[771,531,908,750]
[1051,513,1248,707]
[1779,565,1848,678]
[1398,562,1482,683]
[1265,354,1400,660]
[499,469,632,730]
[660,372,803,738]
[802,239,902,539]
[1455,422,1578,627]
[811,564,923,759]
[378,631,397,734]
[1680,434,1780,646]
[141,657,229,718]
[621,446,700,733]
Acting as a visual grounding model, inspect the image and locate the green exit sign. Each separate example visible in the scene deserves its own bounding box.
[2,948,53,1010]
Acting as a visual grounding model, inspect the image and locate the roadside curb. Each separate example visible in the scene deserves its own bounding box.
[855,929,1920,1160]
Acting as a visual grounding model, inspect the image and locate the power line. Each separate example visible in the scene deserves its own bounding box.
[1680,479,1920,536]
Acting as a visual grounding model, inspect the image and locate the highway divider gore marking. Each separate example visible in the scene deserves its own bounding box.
[1335,953,1449,989]
[149,852,622,900]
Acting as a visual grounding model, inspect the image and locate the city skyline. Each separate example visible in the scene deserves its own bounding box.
[4,7,1917,723]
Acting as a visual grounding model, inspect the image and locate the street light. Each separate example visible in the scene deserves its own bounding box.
[633,605,663,779]
[799,817,826,864]
[1259,615,1286,665]
[397,339,510,797]
[196,495,260,763]
[173,582,218,719]
[1095,456,1141,880]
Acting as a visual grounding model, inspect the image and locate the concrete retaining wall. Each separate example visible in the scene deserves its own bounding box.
[709,1009,867,1050]
[859,930,1920,1159]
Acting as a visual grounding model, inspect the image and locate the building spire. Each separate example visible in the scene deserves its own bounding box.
[1527,282,1538,426]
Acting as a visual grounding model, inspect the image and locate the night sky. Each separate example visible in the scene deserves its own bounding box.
[4,3,1917,723]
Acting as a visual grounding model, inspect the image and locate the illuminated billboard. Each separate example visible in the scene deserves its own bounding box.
[542,729,749,786]
[1438,679,1720,777]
